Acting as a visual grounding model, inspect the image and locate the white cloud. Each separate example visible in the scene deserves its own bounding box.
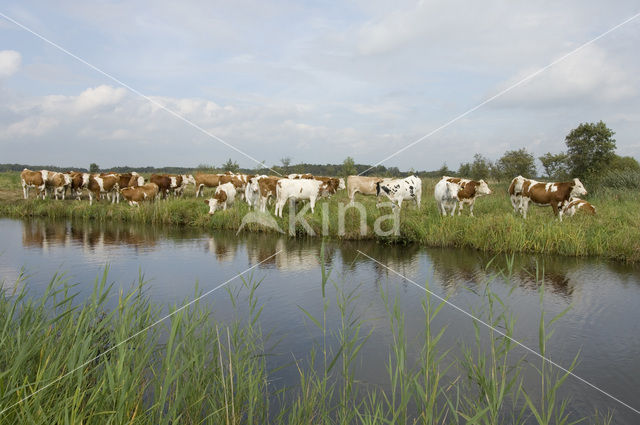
[74,85,127,113]
[0,50,21,78]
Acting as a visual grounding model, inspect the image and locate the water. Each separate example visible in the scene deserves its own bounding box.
[1,217,640,423]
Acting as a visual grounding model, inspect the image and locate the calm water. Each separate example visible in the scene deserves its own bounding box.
[1,218,640,423]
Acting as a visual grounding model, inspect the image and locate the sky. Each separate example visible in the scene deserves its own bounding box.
[1,0,639,171]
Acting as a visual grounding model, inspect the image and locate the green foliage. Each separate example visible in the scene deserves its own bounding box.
[437,162,452,177]
[458,162,472,177]
[222,158,240,173]
[496,148,536,179]
[341,156,356,177]
[538,152,570,180]
[565,121,616,180]
[89,163,99,173]
[609,155,640,171]
[470,154,492,180]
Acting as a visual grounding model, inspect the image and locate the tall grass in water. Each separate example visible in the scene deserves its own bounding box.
[0,258,614,423]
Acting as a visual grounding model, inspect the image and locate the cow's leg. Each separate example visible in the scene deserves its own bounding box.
[22,182,28,199]
[457,202,463,216]
[450,201,457,216]
[469,201,475,217]
[521,199,529,219]
[309,196,316,213]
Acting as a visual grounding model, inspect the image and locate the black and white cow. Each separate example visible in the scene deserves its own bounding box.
[375,175,422,210]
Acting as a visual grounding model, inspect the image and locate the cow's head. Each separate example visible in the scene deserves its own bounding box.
[476,180,492,196]
[205,198,219,214]
[571,178,587,198]
[183,174,196,186]
[338,178,346,190]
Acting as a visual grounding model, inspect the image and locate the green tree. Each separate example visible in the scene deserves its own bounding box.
[565,121,616,179]
[458,162,471,177]
[538,152,569,180]
[496,148,536,179]
[609,155,640,171]
[437,163,451,177]
[341,156,356,177]
[470,154,491,180]
[280,157,292,171]
[89,163,99,173]
[222,158,239,173]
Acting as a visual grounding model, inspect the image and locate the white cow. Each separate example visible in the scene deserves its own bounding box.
[246,175,268,209]
[434,179,460,216]
[205,182,237,214]
[375,175,422,210]
[274,178,324,217]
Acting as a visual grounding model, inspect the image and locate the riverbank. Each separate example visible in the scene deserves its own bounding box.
[1,172,638,263]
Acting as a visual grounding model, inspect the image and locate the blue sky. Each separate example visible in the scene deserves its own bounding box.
[1,0,639,171]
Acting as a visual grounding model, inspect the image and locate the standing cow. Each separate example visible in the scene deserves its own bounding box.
[21,169,50,199]
[375,175,422,210]
[509,176,587,220]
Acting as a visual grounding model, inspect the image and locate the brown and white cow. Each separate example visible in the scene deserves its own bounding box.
[116,172,145,190]
[194,173,221,197]
[205,182,237,214]
[441,176,492,216]
[121,183,159,206]
[346,176,392,205]
[254,176,281,212]
[21,168,50,199]
[150,174,172,199]
[46,172,72,200]
[174,174,195,197]
[509,175,588,220]
[68,172,90,200]
[88,174,120,205]
[562,199,596,217]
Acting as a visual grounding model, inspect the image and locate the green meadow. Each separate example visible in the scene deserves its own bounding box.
[1,172,639,263]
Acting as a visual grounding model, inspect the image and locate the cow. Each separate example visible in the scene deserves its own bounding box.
[375,175,422,210]
[120,183,159,206]
[174,174,195,197]
[288,173,314,179]
[117,172,144,190]
[510,176,588,220]
[46,172,72,200]
[256,176,281,212]
[246,175,268,209]
[150,174,172,199]
[194,173,221,197]
[434,178,461,216]
[21,168,50,199]
[346,176,392,205]
[88,174,120,205]
[562,199,596,217]
[205,182,237,214]
[68,171,90,200]
[441,176,492,216]
[274,178,325,217]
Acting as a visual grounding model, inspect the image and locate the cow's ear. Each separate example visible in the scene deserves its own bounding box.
[204,199,209,205]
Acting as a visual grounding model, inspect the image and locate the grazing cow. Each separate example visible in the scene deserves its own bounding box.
[194,173,221,197]
[205,182,237,214]
[255,176,281,212]
[21,168,50,199]
[69,171,90,200]
[441,176,492,216]
[46,172,72,200]
[88,174,120,205]
[150,174,172,199]
[510,176,588,220]
[346,176,392,205]
[562,199,596,217]
[174,174,195,197]
[121,183,159,206]
[433,179,461,216]
[375,175,422,210]
[274,178,325,217]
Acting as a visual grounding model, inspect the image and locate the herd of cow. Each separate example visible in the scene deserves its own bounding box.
[19,168,595,221]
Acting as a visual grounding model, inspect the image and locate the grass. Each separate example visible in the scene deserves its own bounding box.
[1,172,639,262]
[0,255,614,424]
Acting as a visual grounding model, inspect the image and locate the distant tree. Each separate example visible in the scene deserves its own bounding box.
[458,162,471,177]
[254,160,267,172]
[538,152,570,180]
[609,155,640,171]
[470,154,491,180]
[280,157,292,170]
[89,163,99,173]
[565,121,616,180]
[222,158,239,173]
[341,156,356,177]
[437,163,451,177]
[496,148,536,179]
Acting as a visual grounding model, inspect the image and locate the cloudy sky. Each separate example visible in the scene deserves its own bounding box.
[1,0,639,171]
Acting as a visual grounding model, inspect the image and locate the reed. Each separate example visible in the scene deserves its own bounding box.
[0,257,614,424]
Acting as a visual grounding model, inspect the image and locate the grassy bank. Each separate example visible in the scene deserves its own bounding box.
[1,172,639,262]
[0,264,613,424]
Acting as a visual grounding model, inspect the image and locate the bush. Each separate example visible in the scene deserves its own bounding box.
[596,169,640,190]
